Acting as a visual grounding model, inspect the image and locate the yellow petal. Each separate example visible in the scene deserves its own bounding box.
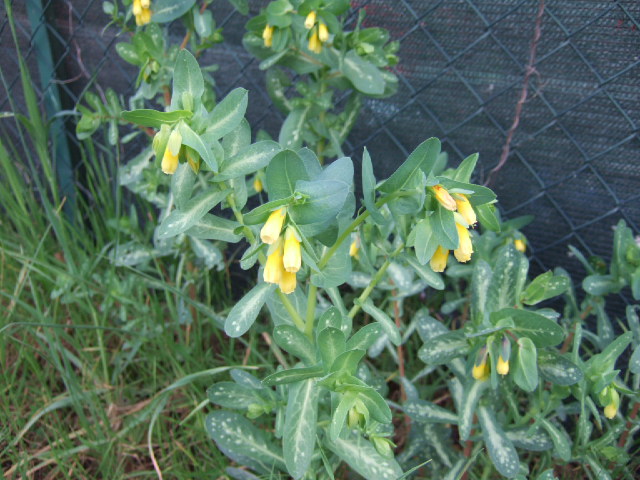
[604,403,617,419]
[472,361,489,381]
[433,185,457,211]
[454,224,473,262]
[496,356,509,375]
[141,0,151,8]
[253,177,263,193]
[279,270,296,294]
[429,246,449,273]
[349,239,359,258]
[514,238,526,253]
[262,25,273,47]
[260,208,286,244]
[455,194,477,226]
[304,11,317,29]
[133,0,142,15]
[263,244,284,284]
[283,228,301,273]
[161,148,179,174]
[318,22,329,42]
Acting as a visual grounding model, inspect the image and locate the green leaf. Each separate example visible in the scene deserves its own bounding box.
[316,306,344,332]
[152,0,197,23]
[311,240,351,288]
[522,271,570,305]
[537,351,583,386]
[586,331,632,372]
[539,418,571,462]
[431,205,459,250]
[458,379,487,441]
[206,411,286,474]
[215,140,281,182]
[186,214,242,243]
[283,380,319,479]
[471,260,493,324]
[329,349,365,375]
[171,163,196,210]
[290,179,349,225]
[227,0,249,14]
[476,203,501,232]
[359,388,392,424]
[403,252,445,290]
[379,137,441,193]
[506,427,553,451]
[342,50,385,95]
[157,188,230,238]
[404,399,458,424]
[409,217,439,265]
[191,238,223,270]
[115,42,141,65]
[171,49,204,107]
[583,274,621,296]
[452,153,478,183]
[206,88,249,139]
[178,122,217,172]
[512,337,538,392]
[262,365,324,386]
[317,327,346,369]
[121,109,193,128]
[486,244,519,312]
[273,325,316,365]
[630,344,640,374]
[418,331,469,365]
[222,118,251,159]
[346,323,384,351]
[266,149,309,200]
[207,382,261,409]
[224,282,276,337]
[330,392,357,441]
[279,107,308,150]
[361,147,386,224]
[477,406,520,478]
[356,298,401,346]
[326,431,403,480]
[494,308,565,347]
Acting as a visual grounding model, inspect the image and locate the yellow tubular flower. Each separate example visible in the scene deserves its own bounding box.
[514,238,526,253]
[161,148,179,175]
[262,24,274,47]
[318,22,329,42]
[253,177,263,192]
[454,224,473,262]
[472,361,490,381]
[496,355,509,375]
[308,31,321,54]
[304,11,317,29]
[433,185,457,211]
[604,403,617,419]
[263,243,284,284]
[141,0,150,8]
[283,228,301,273]
[455,194,477,226]
[260,208,286,244]
[133,0,142,15]
[279,270,296,294]
[349,239,360,258]
[139,8,151,25]
[430,246,449,273]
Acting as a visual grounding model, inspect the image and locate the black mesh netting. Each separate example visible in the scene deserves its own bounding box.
[1,0,639,308]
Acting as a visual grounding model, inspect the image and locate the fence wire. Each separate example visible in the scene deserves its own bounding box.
[1,0,639,308]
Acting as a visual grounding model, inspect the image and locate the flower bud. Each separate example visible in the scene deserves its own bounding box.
[262,24,274,47]
[318,22,329,42]
[260,208,286,244]
[514,238,526,253]
[304,11,317,29]
[496,355,509,375]
[472,347,490,381]
[253,177,263,192]
[433,185,457,211]
[283,227,301,273]
[455,194,477,226]
[349,238,359,258]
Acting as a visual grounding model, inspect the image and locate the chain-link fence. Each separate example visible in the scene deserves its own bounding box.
[2,0,639,304]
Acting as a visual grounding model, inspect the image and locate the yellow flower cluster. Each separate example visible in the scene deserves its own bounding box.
[472,338,511,381]
[305,11,329,53]
[429,185,477,273]
[260,209,301,294]
[133,0,152,26]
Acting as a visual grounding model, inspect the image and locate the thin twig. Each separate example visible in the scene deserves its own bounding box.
[484,0,545,187]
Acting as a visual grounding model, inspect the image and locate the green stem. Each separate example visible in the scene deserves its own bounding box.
[305,284,318,340]
[318,190,410,270]
[227,192,306,332]
[348,244,404,319]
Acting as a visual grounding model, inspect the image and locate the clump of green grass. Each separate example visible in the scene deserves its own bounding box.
[0,9,272,478]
